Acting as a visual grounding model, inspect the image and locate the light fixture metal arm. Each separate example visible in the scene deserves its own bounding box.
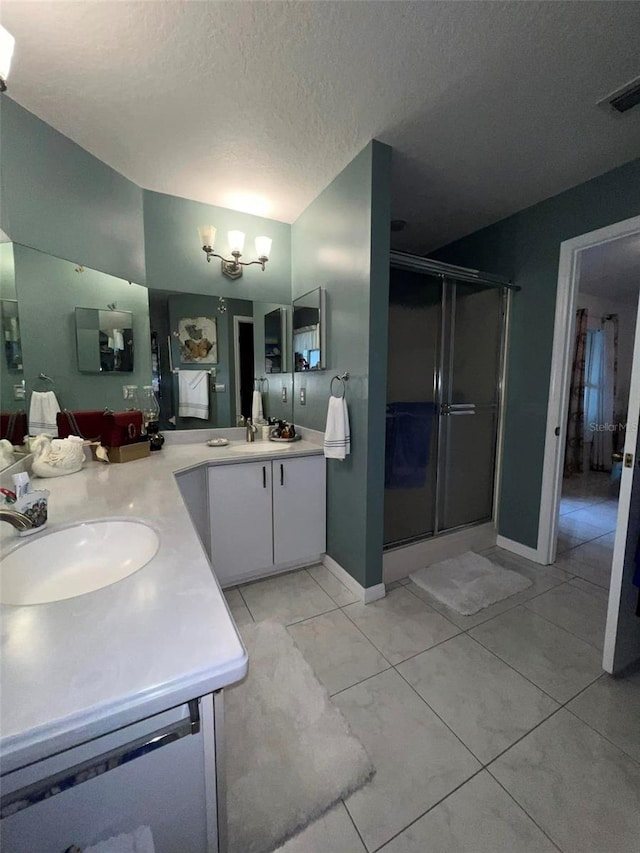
[201,245,268,279]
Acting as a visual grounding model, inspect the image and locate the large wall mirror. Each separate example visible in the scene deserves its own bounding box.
[0,241,295,468]
[293,287,325,372]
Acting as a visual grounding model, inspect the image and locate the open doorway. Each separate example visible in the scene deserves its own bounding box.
[538,214,640,674]
[556,232,639,589]
[233,316,254,422]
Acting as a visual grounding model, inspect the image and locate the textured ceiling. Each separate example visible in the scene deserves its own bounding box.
[579,233,640,306]
[2,1,640,252]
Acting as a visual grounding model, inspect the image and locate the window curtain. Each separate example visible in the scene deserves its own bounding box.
[564,308,588,476]
[589,315,618,472]
[293,326,319,354]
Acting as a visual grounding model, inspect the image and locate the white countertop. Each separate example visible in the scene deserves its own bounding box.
[0,438,323,773]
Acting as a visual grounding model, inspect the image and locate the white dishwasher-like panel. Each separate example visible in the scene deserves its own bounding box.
[1,700,214,853]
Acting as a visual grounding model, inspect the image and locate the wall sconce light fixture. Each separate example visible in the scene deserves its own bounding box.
[198,226,272,280]
[0,26,15,93]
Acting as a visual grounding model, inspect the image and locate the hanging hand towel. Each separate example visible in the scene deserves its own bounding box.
[28,390,61,436]
[324,396,350,460]
[178,370,209,419]
[252,389,264,422]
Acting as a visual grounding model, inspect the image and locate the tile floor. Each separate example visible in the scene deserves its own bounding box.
[224,546,640,853]
[555,471,619,588]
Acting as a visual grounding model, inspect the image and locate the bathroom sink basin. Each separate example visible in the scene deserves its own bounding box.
[228,443,295,453]
[0,519,159,606]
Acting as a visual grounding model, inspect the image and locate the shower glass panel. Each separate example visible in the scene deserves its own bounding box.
[384,268,441,544]
[438,282,504,533]
[384,266,506,548]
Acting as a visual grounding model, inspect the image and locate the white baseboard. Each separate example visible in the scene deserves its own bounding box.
[383,523,497,584]
[322,554,386,603]
[220,554,324,589]
[496,535,544,564]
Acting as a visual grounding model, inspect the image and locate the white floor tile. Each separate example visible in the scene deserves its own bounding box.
[343,587,459,665]
[240,570,337,625]
[334,669,480,852]
[287,609,389,695]
[397,635,558,764]
[558,514,610,544]
[469,606,603,702]
[567,672,640,763]
[523,582,608,650]
[274,803,367,853]
[378,771,557,853]
[224,588,254,627]
[490,710,640,853]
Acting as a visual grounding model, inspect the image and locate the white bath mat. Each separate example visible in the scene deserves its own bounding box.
[225,621,374,853]
[410,551,532,615]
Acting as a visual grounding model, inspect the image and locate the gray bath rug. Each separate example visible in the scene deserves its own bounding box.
[225,621,374,853]
[410,551,532,615]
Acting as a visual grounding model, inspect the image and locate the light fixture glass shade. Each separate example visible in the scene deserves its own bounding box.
[228,230,246,254]
[255,236,272,259]
[0,26,15,85]
[198,225,216,248]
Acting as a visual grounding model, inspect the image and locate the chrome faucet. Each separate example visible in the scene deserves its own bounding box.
[246,419,258,442]
[0,508,34,532]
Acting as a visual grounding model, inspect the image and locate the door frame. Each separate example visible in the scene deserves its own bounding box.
[603,302,640,673]
[537,214,640,565]
[232,315,254,422]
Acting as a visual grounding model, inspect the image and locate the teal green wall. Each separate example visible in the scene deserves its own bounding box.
[13,244,152,414]
[431,157,640,549]
[292,141,391,588]
[0,98,145,284]
[143,191,291,303]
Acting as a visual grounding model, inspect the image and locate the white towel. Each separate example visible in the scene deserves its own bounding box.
[324,396,350,460]
[178,370,209,419]
[252,389,264,422]
[84,825,155,853]
[28,390,61,436]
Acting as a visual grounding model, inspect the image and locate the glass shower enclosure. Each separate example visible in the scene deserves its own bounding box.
[384,252,510,548]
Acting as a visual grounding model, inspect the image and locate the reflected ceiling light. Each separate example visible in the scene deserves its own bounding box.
[198,225,272,281]
[0,26,15,92]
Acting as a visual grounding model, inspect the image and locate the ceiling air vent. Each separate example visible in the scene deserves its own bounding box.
[601,76,640,114]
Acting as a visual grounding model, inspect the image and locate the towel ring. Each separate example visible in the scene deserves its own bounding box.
[330,373,349,398]
[32,372,55,390]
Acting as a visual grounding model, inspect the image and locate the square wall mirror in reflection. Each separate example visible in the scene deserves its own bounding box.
[75,307,135,373]
[292,287,325,372]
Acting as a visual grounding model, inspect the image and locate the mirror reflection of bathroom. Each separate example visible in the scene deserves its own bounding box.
[558,231,640,592]
[293,287,325,372]
[264,307,285,374]
[0,241,296,469]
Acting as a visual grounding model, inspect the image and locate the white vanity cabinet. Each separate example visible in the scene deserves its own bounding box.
[208,454,326,586]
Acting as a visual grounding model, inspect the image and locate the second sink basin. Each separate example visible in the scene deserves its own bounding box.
[0,519,159,606]
[228,443,295,454]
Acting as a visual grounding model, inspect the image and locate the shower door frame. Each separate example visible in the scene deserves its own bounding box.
[385,252,516,549]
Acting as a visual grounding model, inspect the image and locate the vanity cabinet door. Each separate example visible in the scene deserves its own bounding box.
[208,462,273,585]
[272,456,326,565]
